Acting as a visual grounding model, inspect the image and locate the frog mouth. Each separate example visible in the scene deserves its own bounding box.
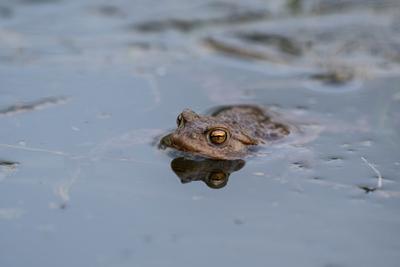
[168,135,202,154]
[159,133,198,152]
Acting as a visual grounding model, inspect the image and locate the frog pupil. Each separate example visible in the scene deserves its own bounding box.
[209,129,227,144]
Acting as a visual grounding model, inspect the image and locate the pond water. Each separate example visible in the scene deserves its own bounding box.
[1,1,399,267]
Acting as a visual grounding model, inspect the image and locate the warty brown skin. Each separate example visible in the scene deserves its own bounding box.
[160,105,290,160]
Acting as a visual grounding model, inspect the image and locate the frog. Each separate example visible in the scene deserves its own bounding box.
[159,105,291,160]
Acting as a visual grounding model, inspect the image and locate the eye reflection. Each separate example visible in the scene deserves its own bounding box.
[207,171,228,188]
[170,157,245,189]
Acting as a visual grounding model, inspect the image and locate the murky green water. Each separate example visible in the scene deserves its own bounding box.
[1,1,399,266]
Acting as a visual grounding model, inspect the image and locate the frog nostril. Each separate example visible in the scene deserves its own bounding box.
[180,109,200,123]
[160,134,172,147]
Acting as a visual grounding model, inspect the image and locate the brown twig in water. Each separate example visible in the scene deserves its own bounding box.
[0,96,69,116]
[203,37,280,62]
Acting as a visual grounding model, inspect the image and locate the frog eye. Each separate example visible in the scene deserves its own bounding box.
[208,128,229,145]
[206,171,228,189]
[176,114,184,128]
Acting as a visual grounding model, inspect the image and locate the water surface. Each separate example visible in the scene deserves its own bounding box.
[1,1,400,267]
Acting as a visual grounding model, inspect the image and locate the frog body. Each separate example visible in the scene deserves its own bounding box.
[160,105,291,160]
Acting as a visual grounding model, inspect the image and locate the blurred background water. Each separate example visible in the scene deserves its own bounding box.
[0,1,399,266]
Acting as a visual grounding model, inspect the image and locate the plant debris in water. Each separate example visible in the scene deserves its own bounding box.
[203,37,277,62]
[310,69,355,85]
[133,10,270,33]
[0,160,19,167]
[235,32,303,56]
[358,185,377,193]
[93,5,124,17]
[0,96,69,116]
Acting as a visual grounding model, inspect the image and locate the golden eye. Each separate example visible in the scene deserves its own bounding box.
[209,171,227,182]
[208,128,228,145]
[176,114,183,127]
[207,171,228,189]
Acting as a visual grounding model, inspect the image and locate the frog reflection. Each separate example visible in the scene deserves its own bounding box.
[170,157,245,189]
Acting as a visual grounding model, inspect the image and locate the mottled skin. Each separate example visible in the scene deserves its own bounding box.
[160,105,290,160]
